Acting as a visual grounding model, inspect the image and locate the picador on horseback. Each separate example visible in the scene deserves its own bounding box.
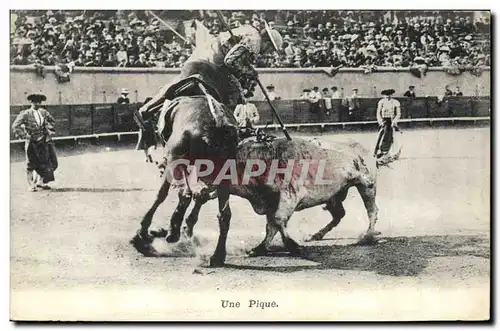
[130,13,286,265]
[134,14,284,161]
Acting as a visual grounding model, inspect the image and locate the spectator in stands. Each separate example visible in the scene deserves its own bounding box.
[438,46,451,66]
[404,85,416,98]
[54,60,74,82]
[117,88,130,104]
[454,86,463,96]
[135,53,149,68]
[12,52,29,65]
[125,54,136,67]
[102,52,117,67]
[116,44,128,67]
[266,85,280,101]
[9,10,489,70]
[284,40,299,57]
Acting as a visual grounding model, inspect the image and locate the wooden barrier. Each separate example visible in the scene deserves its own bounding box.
[9,117,490,145]
[10,96,490,141]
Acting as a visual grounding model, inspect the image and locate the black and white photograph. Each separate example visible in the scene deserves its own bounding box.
[8,7,491,322]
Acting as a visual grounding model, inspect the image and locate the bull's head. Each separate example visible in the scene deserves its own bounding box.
[376,146,402,168]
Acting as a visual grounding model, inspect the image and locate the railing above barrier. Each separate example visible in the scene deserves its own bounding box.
[10,96,490,142]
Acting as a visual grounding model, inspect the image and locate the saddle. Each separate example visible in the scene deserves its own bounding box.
[164,74,223,103]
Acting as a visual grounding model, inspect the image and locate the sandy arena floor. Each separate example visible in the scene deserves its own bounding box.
[10,127,490,321]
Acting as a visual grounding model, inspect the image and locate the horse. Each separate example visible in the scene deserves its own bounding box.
[130,60,242,267]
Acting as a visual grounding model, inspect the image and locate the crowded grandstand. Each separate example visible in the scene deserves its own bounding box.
[10,10,490,70]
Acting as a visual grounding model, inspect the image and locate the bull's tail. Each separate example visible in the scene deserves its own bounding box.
[376,142,402,168]
[375,124,403,168]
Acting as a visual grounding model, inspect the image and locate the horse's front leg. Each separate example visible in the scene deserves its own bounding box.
[140,177,171,241]
[209,186,231,267]
[131,175,171,256]
[154,161,192,243]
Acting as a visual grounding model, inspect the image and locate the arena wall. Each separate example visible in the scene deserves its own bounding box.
[10,66,490,105]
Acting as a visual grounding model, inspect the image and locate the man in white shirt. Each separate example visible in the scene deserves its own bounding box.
[266,84,280,101]
[321,88,332,116]
[331,86,342,99]
[234,99,260,128]
[374,89,401,158]
[234,98,261,140]
[308,86,322,115]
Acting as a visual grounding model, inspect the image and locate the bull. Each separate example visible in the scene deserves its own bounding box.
[148,136,399,263]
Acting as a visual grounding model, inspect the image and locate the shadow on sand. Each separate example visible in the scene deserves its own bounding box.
[50,187,146,193]
[224,235,490,277]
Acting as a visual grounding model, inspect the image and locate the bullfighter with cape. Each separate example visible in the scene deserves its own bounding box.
[12,92,58,191]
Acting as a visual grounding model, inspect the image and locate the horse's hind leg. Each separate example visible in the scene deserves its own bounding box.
[184,192,211,238]
[164,191,192,243]
[309,188,349,241]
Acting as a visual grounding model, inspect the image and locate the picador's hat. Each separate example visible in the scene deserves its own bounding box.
[261,21,283,51]
[27,93,47,102]
[381,89,395,96]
